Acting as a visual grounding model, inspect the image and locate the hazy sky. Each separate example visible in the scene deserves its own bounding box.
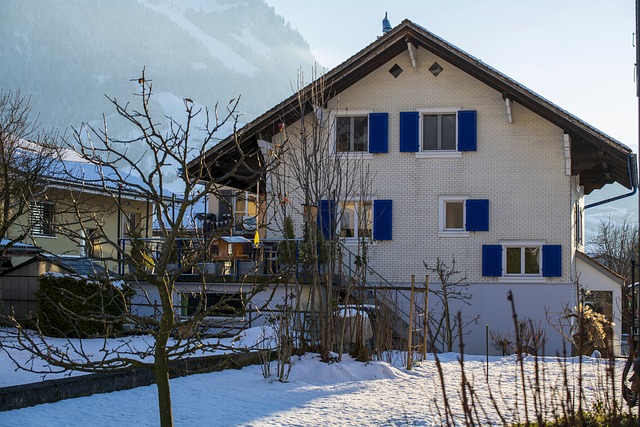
[265,0,638,154]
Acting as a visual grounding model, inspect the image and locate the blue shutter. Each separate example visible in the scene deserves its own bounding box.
[368,113,388,153]
[399,112,419,152]
[465,199,489,231]
[317,200,336,240]
[457,110,477,151]
[542,245,562,277]
[482,245,502,276]
[373,200,392,240]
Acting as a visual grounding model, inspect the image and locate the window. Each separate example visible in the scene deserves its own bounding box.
[482,243,562,278]
[30,202,55,237]
[234,192,257,233]
[340,201,372,239]
[505,246,541,275]
[319,199,392,241]
[423,113,456,151]
[400,110,476,153]
[438,197,489,235]
[122,211,141,238]
[336,116,368,153]
[334,112,388,154]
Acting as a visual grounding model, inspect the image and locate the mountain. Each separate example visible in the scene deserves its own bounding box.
[0,0,316,142]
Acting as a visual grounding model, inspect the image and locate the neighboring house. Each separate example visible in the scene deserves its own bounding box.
[193,19,635,355]
[6,149,155,271]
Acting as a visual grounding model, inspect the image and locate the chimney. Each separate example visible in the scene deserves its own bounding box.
[382,12,391,34]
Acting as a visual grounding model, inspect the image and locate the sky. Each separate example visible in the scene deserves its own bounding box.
[265,0,639,154]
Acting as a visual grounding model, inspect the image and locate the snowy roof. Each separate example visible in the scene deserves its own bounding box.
[42,154,173,201]
[220,236,251,244]
[0,239,41,254]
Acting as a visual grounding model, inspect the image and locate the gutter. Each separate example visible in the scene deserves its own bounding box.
[584,153,638,209]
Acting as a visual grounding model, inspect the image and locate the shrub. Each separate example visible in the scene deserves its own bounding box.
[36,274,131,338]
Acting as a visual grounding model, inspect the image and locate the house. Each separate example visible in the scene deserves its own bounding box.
[6,149,155,271]
[193,19,635,355]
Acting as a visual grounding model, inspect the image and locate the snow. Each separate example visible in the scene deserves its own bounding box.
[0,327,629,426]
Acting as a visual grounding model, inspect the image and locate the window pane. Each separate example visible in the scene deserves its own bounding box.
[524,247,540,274]
[336,117,351,152]
[340,202,355,237]
[506,247,521,274]
[445,201,463,229]
[358,202,373,238]
[423,115,438,150]
[247,196,257,216]
[441,114,456,150]
[352,117,368,152]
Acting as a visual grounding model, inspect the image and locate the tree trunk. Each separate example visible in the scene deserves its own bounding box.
[155,349,173,427]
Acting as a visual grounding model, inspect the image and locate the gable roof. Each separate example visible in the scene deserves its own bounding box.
[192,19,634,194]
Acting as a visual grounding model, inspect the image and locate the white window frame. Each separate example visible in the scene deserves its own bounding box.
[438,195,469,238]
[332,110,373,159]
[416,107,462,159]
[338,199,373,243]
[498,240,545,283]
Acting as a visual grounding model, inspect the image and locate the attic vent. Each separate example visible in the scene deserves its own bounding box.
[389,64,403,78]
[429,62,444,77]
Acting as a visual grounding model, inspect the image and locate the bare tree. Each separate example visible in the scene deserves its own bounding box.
[425,257,479,352]
[2,71,272,427]
[0,90,60,256]
[587,215,638,282]
[267,66,374,358]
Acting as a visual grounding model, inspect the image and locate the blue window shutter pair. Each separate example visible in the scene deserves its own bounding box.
[481,244,562,277]
[369,113,388,153]
[465,199,489,231]
[399,110,477,152]
[373,200,392,240]
[318,200,336,240]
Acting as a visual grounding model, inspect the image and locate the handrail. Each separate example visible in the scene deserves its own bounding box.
[337,242,425,332]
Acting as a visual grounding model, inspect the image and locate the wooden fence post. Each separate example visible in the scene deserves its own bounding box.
[407,275,415,370]
[423,274,429,359]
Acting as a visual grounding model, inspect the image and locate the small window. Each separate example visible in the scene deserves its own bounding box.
[340,201,372,239]
[423,113,456,151]
[444,200,464,230]
[336,116,368,153]
[122,211,141,238]
[30,202,55,237]
[505,246,541,276]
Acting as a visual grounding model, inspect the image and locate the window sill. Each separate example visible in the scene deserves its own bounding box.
[438,231,470,238]
[32,234,57,239]
[335,152,374,160]
[416,151,462,159]
[498,276,545,284]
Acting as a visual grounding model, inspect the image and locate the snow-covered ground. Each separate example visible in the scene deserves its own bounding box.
[0,328,629,426]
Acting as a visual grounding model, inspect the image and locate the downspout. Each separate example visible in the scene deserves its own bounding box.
[584,153,638,209]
